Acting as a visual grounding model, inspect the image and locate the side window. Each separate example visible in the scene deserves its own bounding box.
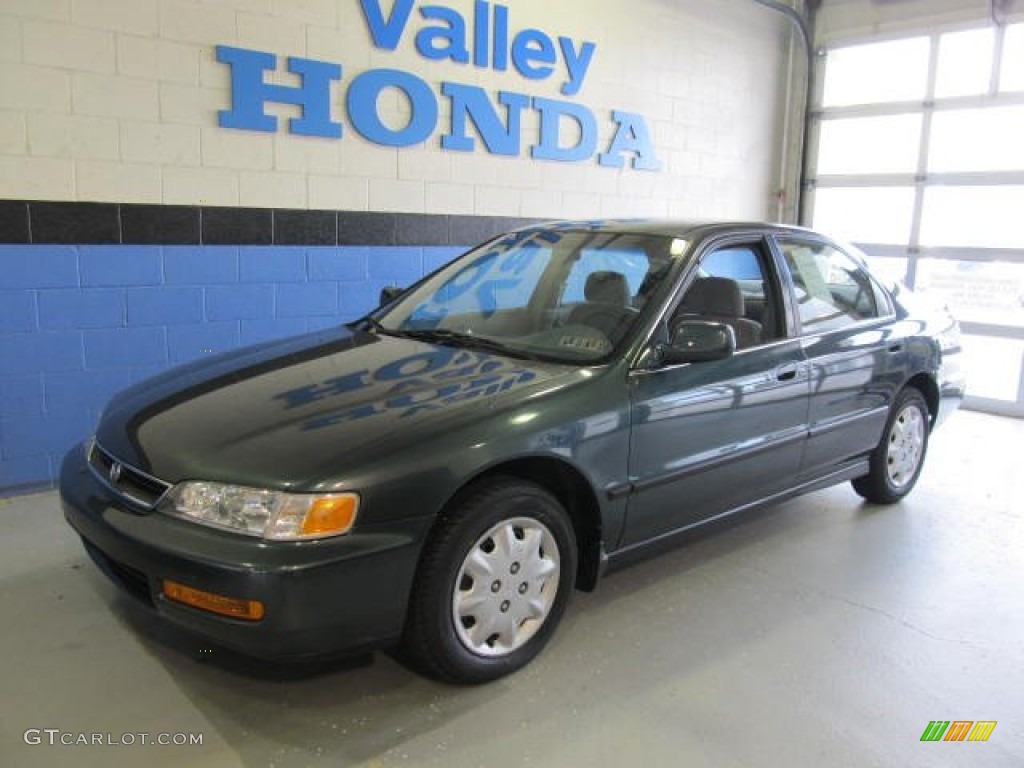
[701,248,764,281]
[675,243,781,349]
[779,240,879,333]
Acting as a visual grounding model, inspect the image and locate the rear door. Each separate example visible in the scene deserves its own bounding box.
[770,235,901,479]
[622,234,810,547]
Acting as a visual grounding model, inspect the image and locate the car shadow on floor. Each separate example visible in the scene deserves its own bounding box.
[96,484,901,766]
[102,584,507,765]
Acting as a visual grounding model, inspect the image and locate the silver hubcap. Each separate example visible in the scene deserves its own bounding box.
[452,517,560,657]
[886,404,925,488]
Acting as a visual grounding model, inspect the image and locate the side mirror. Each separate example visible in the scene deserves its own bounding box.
[660,320,736,365]
[379,285,405,306]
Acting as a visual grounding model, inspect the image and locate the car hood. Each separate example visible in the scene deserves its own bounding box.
[95,327,577,489]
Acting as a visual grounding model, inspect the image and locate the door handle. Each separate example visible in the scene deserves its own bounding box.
[775,363,799,381]
[887,343,903,354]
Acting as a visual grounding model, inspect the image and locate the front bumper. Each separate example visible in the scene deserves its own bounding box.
[60,442,431,659]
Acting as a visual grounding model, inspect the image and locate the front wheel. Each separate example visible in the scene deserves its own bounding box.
[852,388,930,504]
[402,478,577,684]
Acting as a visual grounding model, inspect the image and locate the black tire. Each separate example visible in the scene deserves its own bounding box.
[402,477,577,684]
[852,388,930,504]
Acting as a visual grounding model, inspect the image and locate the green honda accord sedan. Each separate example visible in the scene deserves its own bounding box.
[61,220,965,683]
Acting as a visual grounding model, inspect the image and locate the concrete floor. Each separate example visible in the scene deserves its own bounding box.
[0,410,1021,768]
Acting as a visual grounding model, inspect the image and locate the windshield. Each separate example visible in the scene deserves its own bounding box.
[374,228,684,363]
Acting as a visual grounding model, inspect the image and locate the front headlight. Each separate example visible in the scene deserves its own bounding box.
[161,482,358,540]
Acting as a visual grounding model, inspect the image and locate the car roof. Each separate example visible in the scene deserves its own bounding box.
[517,218,822,240]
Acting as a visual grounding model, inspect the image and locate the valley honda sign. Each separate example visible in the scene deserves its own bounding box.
[217,0,662,171]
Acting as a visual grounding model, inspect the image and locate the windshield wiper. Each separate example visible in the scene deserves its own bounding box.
[396,328,542,360]
[398,328,504,351]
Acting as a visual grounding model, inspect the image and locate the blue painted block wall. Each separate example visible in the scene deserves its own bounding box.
[0,243,466,493]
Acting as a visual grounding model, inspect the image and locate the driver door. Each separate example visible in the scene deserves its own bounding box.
[622,237,811,547]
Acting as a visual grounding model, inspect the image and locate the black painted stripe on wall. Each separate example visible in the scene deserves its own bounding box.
[0,200,541,247]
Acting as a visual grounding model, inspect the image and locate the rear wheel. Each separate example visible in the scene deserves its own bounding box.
[402,477,576,684]
[852,388,930,504]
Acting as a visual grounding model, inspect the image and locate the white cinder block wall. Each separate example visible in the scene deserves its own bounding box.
[1,0,799,492]
[0,0,793,221]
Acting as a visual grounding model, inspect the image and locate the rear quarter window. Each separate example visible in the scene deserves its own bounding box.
[779,239,880,333]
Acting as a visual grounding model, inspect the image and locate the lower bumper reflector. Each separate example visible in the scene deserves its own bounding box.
[162,579,265,621]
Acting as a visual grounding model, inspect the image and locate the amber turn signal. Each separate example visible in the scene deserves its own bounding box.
[162,579,265,621]
[300,494,359,536]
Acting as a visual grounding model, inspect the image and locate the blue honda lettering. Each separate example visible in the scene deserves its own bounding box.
[441,84,530,156]
[347,69,438,147]
[216,45,341,138]
[213,3,660,173]
[532,97,597,163]
[559,37,596,96]
[416,5,470,63]
[359,0,416,50]
[599,110,663,171]
[511,28,556,80]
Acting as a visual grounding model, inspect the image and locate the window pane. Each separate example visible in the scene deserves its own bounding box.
[812,187,915,245]
[682,247,773,346]
[823,38,930,107]
[1001,23,1024,92]
[935,28,994,98]
[915,259,1024,327]
[424,246,553,313]
[961,335,1023,401]
[779,240,879,332]
[929,106,1024,172]
[920,186,1024,248]
[701,248,763,280]
[817,115,921,175]
[563,248,649,303]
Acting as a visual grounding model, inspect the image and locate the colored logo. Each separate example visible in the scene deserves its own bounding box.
[216,0,662,170]
[920,721,997,742]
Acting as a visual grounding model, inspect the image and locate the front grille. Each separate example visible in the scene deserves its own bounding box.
[82,540,154,606]
[88,442,171,511]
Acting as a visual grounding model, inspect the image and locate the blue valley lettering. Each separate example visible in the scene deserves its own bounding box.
[217,0,661,170]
